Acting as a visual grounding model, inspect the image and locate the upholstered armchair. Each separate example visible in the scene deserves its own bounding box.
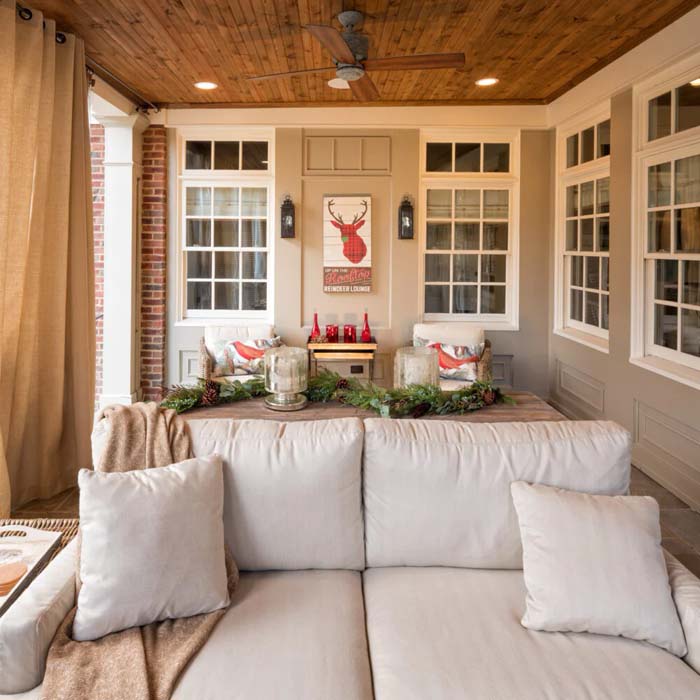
[413,322,492,390]
[199,324,275,383]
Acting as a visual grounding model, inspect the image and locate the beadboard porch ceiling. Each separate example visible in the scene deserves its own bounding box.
[28,0,700,108]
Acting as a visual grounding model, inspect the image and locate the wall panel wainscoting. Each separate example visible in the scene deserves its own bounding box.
[634,401,700,512]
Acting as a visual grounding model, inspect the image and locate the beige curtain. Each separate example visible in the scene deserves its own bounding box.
[0,0,95,513]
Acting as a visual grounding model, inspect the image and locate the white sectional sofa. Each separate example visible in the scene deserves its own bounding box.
[2,417,700,699]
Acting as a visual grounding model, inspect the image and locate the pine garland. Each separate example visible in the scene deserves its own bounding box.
[161,369,514,417]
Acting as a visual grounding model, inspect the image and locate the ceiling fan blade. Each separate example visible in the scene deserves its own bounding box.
[350,74,380,101]
[363,53,465,71]
[248,66,336,82]
[304,25,356,64]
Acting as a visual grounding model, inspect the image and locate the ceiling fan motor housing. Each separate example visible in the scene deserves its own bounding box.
[336,64,365,81]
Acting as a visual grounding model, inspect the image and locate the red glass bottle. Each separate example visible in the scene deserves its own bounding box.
[360,312,372,343]
[310,312,321,340]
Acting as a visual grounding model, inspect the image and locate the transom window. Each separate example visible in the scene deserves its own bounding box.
[425,141,510,173]
[185,139,269,171]
[566,119,610,168]
[648,78,700,142]
[564,177,610,332]
[183,185,269,315]
[646,151,700,362]
[423,187,510,315]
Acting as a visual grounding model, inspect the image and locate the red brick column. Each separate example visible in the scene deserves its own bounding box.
[90,124,105,408]
[140,126,168,402]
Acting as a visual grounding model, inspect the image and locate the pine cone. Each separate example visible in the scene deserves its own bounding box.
[483,389,495,406]
[200,380,220,406]
[411,402,431,418]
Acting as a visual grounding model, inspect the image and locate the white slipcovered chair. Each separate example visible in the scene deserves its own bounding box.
[199,324,275,383]
[412,322,492,390]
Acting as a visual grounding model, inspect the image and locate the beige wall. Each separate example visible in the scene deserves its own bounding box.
[275,129,553,395]
[491,130,552,397]
[168,124,553,393]
[549,90,700,509]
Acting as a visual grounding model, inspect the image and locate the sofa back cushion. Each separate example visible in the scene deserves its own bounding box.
[363,419,631,569]
[187,417,365,571]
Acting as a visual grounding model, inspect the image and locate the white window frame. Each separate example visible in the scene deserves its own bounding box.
[419,128,520,331]
[631,55,700,389]
[175,127,275,324]
[553,103,611,353]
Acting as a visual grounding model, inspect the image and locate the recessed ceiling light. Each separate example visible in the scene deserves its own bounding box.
[690,78,700,87]
[194,81,218,90]
[328,77,350,90]
[475,77,499,87]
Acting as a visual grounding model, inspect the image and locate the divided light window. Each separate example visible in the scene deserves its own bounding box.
[184,185,269,314]
[185,140,269,171]
[646,151,700,362]
[425,141,510,173]
[648,78,700,141]
[565,119,610,168]
[424,187,510,315]
[564,177,610,332]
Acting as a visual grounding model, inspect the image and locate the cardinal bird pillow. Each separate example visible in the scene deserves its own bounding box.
[211,336,282,377]
[414,337,484,383]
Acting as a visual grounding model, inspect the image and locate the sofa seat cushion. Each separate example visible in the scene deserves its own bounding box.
[363,567,700,700]
[172,570,373,700]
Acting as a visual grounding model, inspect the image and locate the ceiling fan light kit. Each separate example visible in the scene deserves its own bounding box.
[328,77,351,90]
[248,11,466,102]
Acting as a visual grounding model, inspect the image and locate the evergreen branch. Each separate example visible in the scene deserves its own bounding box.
[161,370,514,417]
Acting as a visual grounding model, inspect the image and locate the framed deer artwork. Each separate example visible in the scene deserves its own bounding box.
[322,195,372,292]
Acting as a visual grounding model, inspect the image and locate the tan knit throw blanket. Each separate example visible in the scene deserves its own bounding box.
[42,402,239,700]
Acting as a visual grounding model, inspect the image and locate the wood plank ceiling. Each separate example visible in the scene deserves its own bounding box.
[27,0,700,107]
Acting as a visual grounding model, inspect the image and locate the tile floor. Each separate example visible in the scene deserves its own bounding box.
[11,467,700,578]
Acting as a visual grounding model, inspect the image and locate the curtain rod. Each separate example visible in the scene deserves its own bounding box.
[16,2,160,114]
[86,57,160,114]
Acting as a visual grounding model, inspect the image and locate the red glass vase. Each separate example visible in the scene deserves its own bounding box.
[343,324,357,343]
[360,312,372,343]
[310,312,321,340]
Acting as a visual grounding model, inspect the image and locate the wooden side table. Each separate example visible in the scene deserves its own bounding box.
[308,339,378,382]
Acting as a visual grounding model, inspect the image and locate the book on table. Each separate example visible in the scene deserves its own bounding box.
[0,525,62,616]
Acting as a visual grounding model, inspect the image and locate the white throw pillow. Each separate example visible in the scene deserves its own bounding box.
[510,481,687,656]
[73,455,229,642]
[211,336,282,377]
[413,336,483,382]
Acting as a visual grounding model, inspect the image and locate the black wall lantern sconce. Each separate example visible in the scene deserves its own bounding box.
[280,195,295,238]
[398,195,414,239]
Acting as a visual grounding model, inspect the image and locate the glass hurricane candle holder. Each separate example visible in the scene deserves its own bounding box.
[264,347,308,411]
[394,346,440,388]
[325,324,339,343]
[343,324,357,343]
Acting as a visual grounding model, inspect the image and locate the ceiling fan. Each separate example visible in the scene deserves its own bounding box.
[248,10,465,101]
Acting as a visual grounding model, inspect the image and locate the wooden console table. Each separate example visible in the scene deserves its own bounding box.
[187,391,565,423]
